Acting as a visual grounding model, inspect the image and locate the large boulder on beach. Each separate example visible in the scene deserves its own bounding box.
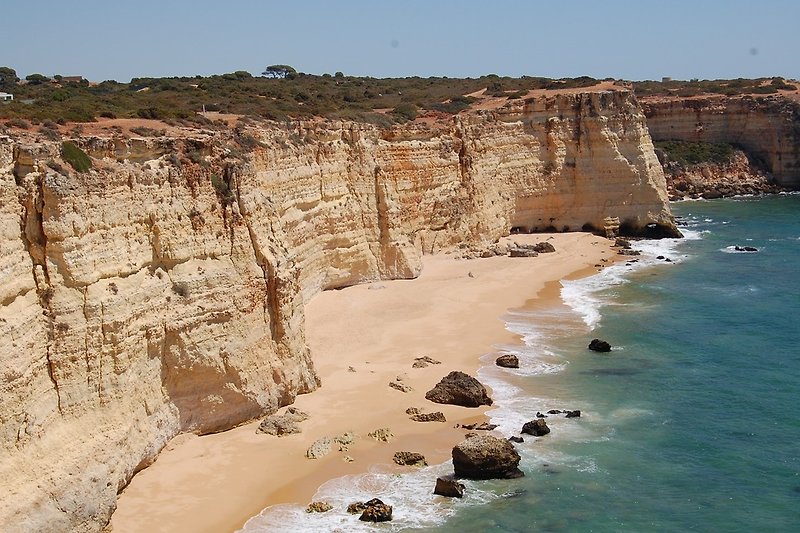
[358,498,393,522]
[425,371,493,407]
[393,451,427,467]
[495,354,519,368]
[588,338,612,352]
[521,418,550,436]
[533,241,556,253]
[452,435,523,479]
[256,407,309,436]
[434,476,465,498]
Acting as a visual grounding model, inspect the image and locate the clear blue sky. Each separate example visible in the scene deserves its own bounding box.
[3,0,798,82]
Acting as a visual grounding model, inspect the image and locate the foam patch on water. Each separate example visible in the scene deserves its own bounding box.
[238,462,500,532]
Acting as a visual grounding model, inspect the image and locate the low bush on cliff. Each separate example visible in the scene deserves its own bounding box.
[61,141,92,172]
[655,140,735,166]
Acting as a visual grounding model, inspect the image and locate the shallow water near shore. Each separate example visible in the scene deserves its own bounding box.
[241,195,800,532]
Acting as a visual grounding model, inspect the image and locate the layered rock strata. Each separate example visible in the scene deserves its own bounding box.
[641,94,800,188]
[0,89,675,532]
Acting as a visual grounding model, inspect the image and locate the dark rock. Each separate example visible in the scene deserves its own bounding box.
[393,451,427,467]
[656,255,665,260]
[588,339,612,352]
[614,237,632,249]
[452,435,524,479]
[617,249,641,256]
[347,502,367,514]
[410,411,447,423]
[464,432,478,439]
[547,409,562,415]
[495,354,520,368]
[405,407,421,415]
[460,421,498,431]
[735,245,758,252]
[359,498,393,522]
[412,355,442,368]
[509,247,539,258]
[434,475,465,498]
[425,371,493,407]
[533,241,556,253]
[508,436,524,443]
[389,381,413,393]
[521,419,550,436]
[536,412,547,418]
[565,410,581,418]
[306,501,333,513]
[702,189,723,200]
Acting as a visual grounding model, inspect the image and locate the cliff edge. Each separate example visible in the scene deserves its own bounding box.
[0,89,676,532]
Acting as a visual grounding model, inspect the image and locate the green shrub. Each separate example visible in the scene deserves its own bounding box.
[61,141,92,172]
[655,140,735,166]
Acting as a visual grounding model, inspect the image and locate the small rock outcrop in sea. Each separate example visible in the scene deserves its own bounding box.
[452,435,524,479]
[734,245,758,252]
[358,498,393,522]
[347,502,367,514]
[618,249,641,256]
[434,476,465,498]
[588,339,612,352]
[495,354,519,368]
[425,371,493,407]
[368,428,394,442]
[459,421,498,431]
[393,451,427,467]
[306,437,332,459]
[508,436,524,443]
[410,411,447,423]
[565,410,582,418]
[412,355,441,368]
[521,419,551,436]
[614,237,632,249]
[256,407,310,436]
[306,501,333,513]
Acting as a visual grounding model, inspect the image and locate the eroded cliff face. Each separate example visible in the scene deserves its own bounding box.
[0,90,675,532]
[641,95,800,188]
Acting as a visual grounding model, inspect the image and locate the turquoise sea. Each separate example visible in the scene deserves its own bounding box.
[241,194,800,532]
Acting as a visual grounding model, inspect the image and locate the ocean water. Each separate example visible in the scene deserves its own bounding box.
[241,194,800,532]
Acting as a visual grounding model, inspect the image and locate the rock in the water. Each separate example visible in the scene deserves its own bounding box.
[393,451,427,467]
[460,422,498,431]
[347,502,367,514]
[410,411,447,423]
[734,245,758,252]
[368,428,394,442]
[521,419,550,436]
[306,501,333,513]
[588,338,612,352]
[565,410,581,418]
[618,249,641,256]
[256,407,310,436]
[614,237,631,249]
[389,381,413,393]
[359,498,393,522]
[508,436,524,443]
[306,437,332,459]
[533,241,556,253]
[547,409,562,414]
[452,435,524,479]
[425,371,493,407]
[434,476,465,498]
[495,354,519,368]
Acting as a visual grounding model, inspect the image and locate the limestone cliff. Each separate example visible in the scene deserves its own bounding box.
[641,94,800,188]
[0,89,675,532]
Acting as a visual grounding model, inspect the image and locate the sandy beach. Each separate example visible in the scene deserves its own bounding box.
[110,232,615,533]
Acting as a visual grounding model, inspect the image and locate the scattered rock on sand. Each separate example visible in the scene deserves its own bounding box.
[368,428,394,442]
[452,435,524,479]
[434,476,465,498]
[257,407,310,436]
[343,455,354,463]
[410,411,447,423]
[412,355,442,368]
[521,419,550,436]
[358,498,393,522]
[405,407,421,415]
[495,354,519,368]
[393,451,427,467]
[334,432,355,451]
[588,338,612,352]
[533,241,556,253]
[425,371,493,407]
[306,501,333,513]
[460,422,498,431]
[614,237,631,249]
[306,437,332,459]
[389,381,413,393]
[509,247,539,258]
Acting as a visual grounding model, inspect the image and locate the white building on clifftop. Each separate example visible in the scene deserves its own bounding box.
[0,92,13,102]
